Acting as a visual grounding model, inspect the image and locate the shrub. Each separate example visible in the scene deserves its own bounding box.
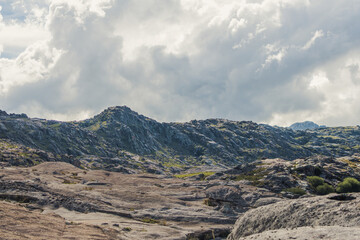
[307,176,335,195]
[203,198,217,206]
[307,176,324,188]
[141,218,159,224]
[336,177,360,193]
[234,167,268,186]
[140,218,166,225]
[315,183,335,195]
[62,179,75,184]
[283,187,306,196]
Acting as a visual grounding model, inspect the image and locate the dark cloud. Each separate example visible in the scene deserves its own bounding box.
[1,0,360,126]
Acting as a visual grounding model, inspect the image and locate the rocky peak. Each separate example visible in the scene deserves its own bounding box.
[0,110,8,116]
[289,121,325,131]
[0,110,28,119]
[92,106,155,125]
[9,113,28,119]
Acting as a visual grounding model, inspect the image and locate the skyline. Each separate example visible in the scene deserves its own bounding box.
[1,0,360,127]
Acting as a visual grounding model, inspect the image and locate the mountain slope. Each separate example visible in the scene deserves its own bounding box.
[1,106,360,171]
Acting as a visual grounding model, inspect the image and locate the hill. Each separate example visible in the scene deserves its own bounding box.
[1,106,360,172]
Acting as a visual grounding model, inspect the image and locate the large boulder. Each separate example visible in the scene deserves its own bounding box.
[227,193,360,239]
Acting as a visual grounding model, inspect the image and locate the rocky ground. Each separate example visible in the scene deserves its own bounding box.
[2,107,360,239]
[0,201,117,240]
[1,162,259,239]
[1,155,360,239]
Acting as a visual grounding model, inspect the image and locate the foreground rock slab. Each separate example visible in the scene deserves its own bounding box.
[237,226,360,240]
[227,193,360,239]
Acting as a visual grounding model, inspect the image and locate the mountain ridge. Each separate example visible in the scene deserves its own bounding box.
[1,106,360,172]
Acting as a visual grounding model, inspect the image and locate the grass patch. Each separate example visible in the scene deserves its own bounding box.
[141,218,160,224]
[340,159,359,169]
[62,179,76,184]
[233,167,268,185]
[140,218,167,225]
[174,171,215,180]
[283,187,306,196]
[203,198,217,207]
[48,123,61,129]
[88,121,107,131]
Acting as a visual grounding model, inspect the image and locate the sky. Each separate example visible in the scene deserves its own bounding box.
[0,0,360,127]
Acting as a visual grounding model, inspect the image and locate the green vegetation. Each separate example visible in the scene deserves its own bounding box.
[174,172,215,180]
[62,179,76,184]
[336,177,360,193]
[234,167,268,186]
[163,162,184,169]
[283,187,306,196]
[48,123,61,129]
[140,218,167,225]
[315,183,335,195]
[140,218,159,224]
[307,176,334,195]
[340,159,359,169]
[122,227,132,232]
[88,121,107,131]
[320,135,341,140]
[307,176,324,188]
[203,198,217,207]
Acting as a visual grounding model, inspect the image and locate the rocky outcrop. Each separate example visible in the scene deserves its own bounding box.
[204,185,282,214]
[215,155,360,194]
[0,139,74,167]
[289,121,324,130]
[227,193,360,239]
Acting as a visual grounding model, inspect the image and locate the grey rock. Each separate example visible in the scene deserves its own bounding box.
[206,186,248,207]
[227,193,360,239]
[237,226,360,240]
[289,121,323,131]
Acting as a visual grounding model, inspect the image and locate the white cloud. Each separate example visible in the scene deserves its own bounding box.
[0,40,62,94]
[0,0,360,126]
[0,0,49,57]
[308,71,329,90]
[229,18,247,34]
[303,30,324,50]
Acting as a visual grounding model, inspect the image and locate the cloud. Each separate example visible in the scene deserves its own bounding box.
[302,30,324,50]
[0,0,49,58]
[0,0,360,126]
